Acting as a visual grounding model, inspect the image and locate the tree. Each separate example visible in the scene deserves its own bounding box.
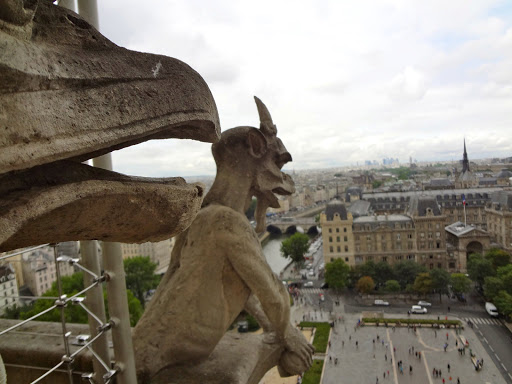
[124,256,160,308]
[357,261,376,281]
[484,276,504,301]
[467,253,494,289]
[384,280,401,292]
[393,261,427,289]
[372,180,383,189]
[19,272,144,325]
[280,232,310,269]
[430,268,451,302]
[374,261,394,286]
[494,290,512,319]
[325,259,350,293]
[497,264,512,295]
[245,198,257,220]
[450,273,471,295]
[485,248,511,270]
[356,276,375,294]
[413,273,433,296]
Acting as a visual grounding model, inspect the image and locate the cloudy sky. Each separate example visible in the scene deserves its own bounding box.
[95,0,512,177]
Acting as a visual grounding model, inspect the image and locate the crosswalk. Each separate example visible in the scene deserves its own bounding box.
[464,317,502,326]
[301,288,323,294]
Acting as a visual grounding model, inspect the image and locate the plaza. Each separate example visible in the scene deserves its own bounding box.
[320,312,506,384]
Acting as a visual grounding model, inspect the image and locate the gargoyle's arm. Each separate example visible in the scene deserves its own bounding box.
[245,294,274,333]
[217,219,291,340]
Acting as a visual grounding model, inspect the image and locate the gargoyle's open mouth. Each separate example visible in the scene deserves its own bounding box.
[0,2,220,252]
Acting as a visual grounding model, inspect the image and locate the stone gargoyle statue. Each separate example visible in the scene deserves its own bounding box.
[133,97,314,383]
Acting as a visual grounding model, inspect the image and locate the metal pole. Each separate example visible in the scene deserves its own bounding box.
[52,244,74,384]
[102,242,137,384]
[81,241,110,383]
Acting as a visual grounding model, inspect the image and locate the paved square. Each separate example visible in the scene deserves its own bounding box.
[317,312,506,384]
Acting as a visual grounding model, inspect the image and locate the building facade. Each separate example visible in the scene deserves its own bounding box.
[485,190,512,253]
[0,264,19,315]
[21,246,75,297]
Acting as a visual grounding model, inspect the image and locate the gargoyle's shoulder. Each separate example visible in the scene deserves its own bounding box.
[195,204,251,232]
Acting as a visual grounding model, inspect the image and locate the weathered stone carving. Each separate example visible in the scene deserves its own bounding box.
[133,97,314,383]
[0,0,220,251]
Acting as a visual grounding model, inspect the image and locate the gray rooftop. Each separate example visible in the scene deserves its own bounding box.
[445,221,476,237]
[354,214,412,223]
[325,199,348,220]
[407,196,441,217]
[347,200,371,218]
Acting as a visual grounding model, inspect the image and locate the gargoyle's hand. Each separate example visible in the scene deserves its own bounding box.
[279,326,315,375]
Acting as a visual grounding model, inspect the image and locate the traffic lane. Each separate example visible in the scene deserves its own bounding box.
[475,322,512,383]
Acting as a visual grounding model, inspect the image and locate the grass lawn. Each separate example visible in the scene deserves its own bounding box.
[302,359,323,384]
[299,322,330,353]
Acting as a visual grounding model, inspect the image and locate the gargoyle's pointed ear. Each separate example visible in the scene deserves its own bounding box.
[247,128,268,158]
[254,96,277,136]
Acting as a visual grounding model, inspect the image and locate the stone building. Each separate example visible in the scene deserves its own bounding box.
[120,238,175,274]
[0,264,19,316]
[320,200,355,266]
[445,222,491,271]
[454,140,479,189]
[485,190,512,253]
[21,246,75,297]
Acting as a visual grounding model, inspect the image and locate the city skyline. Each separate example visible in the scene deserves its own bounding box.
[96,1,512,177]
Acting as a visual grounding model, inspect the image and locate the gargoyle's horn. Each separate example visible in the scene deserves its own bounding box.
[254,96,277,136]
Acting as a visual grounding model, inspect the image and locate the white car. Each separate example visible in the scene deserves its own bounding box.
[304,281,314,287]
[374,299,389,306]
[411,305,427,314]
[417,301,432,307]
[308,270,315,276]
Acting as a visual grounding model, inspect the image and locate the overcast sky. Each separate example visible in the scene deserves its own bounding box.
[96,0,512,177]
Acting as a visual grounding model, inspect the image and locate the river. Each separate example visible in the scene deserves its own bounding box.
[262,235,290,275]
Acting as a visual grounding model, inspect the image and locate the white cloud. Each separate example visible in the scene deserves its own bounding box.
[93,0,512,177]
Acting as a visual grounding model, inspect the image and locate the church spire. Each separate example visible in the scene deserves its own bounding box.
[462,138,470,173]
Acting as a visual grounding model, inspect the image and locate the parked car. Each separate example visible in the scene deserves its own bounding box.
[485,302,499,317]
[308,270,315,276]
[374,299,389,306]
[304,281,314,287]
[417,300,432,307]
[410,305,427,314]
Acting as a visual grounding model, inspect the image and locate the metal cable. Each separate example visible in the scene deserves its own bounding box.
[0,244,50,261]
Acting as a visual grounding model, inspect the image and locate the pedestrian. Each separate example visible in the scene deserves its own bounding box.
[329,356,332,363]
[349,335,352,341]
[387,370,390,377]
[433,368,436,376]
[481,358,484,366]
[418,351,421,360]
[455,340,458,347]
[335,358,338,365]
[446,332,449,340]
[448,363,450,372]
[415,351,418,358]
[393,347,396,353]
[385,354,387,361]
[342,340,345,347]
[443,378,445,384]
[400,366,403,375]
[382,340,384,346]
[328,341,331,348]
[439,369,442,376]
[448,306,451,312]
[457,378,460,384]
[383,372,386,379]
[410,365,412,374]
[376,377,379,384]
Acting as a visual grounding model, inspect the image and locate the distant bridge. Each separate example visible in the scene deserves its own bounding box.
[267,217,319,235]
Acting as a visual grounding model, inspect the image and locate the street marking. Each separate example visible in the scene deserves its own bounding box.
[501,362,507,370]
[489,346,494,352]
[479,331,484,336]
[496,354,501,362]
[508,372,512,381]
[483,337,488,344]
[386,328,399,384]
[422,351,434,384]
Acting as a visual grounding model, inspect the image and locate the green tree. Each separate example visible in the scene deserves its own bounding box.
[497,264,512,295]
[467,253,495,289]
[372,180,383,189]
[384,280,401,292]
[104,289,143,327]
[484,276,504,301]
[325,259,350,293]
[374,261,394,286]
[357,261,376,281]
[393,261,427,289]
[413,273,433,296]
[19,272,144,325]
[494,290,512,318]
[430,268,451,302]
[245,198,257,220]
[124,256,160,308]
[356,276,375,294]
[450,273,471,295]
[485,248,511,270]
[280,232,310,269]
